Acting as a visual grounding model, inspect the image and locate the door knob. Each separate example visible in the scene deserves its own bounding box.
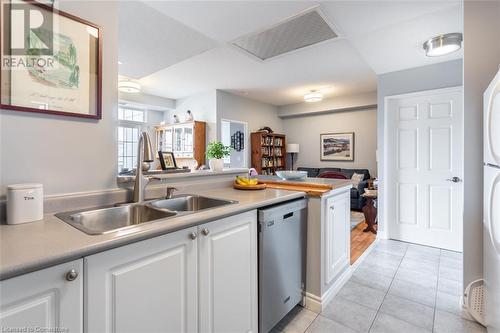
[189,232,198,240]
[446,177,461,183]
[65,269,78,281]
[201,228,210,236]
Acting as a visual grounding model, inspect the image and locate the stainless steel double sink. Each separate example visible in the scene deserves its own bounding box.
[55,194,237,235]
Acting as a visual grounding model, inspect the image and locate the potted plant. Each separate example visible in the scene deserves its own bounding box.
[206,141,231,171]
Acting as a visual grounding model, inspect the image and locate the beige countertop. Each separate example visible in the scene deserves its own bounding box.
[0,187,305,281]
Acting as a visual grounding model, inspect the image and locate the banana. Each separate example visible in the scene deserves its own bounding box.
[235,176,258,186]
[236,176,248,186]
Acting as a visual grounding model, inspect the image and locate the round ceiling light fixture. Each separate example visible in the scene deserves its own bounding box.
[118,79,141,93]
[304,90,323,103]
[423,33,463,57]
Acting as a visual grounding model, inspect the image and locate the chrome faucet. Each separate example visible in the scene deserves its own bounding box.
[165,187,178,199]
[133,132,154,203]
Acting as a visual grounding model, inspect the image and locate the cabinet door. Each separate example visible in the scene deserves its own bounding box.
[0,259,83,333]
[324,192,350,285]
[198,210,258,333]
[85,228,198,333]
[157,127,173,152]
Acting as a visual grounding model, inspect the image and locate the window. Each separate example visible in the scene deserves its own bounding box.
[117,105,147,173]
[117,126,140,172]
[118,106,147,122]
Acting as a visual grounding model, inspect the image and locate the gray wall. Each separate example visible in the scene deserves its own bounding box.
[282,108,378,177]
[0,1,118,197]
[169,91,217,143]
[216,90,283,166]
[463,1,500,289]
[376,59,463,235]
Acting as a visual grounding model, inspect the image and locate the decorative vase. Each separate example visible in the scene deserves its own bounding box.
[209,159,224,172]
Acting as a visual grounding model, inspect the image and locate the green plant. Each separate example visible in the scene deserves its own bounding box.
[206,141,231,159]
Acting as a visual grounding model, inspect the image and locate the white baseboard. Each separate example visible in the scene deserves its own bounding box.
[377,230,389,239]
[303,267,353,313]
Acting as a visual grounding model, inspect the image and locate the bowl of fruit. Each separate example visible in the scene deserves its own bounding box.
[234,176,266,190]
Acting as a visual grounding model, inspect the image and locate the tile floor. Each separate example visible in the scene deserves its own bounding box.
[271,239,486,333]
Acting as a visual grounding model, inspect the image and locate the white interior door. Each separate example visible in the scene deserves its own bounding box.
[386,87,463,251]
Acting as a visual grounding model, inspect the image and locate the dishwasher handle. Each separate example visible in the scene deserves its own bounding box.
[283,212,294,219]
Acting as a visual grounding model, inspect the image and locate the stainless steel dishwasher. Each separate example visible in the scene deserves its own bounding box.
[258,198,308,333]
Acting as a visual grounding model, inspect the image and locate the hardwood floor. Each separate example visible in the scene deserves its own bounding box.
[350,221,377,264]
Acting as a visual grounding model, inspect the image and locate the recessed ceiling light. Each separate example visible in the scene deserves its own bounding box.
[304,90,323,103]
[118,61,123,65]
[423,33,463,57]
[118,79,141,93]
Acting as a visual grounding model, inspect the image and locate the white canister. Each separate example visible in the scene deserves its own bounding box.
[7,183,44,224]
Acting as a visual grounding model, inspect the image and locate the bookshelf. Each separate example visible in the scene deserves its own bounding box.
[251,132,286,175]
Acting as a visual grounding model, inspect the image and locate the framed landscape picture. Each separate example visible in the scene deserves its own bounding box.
[0,0,102,119]
[320,132,354,161]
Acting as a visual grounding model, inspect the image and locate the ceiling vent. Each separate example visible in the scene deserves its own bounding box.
[232,9,338,61]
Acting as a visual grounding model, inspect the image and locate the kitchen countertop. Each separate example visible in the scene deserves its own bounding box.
[258,176,353,197]
[0,187,304,281]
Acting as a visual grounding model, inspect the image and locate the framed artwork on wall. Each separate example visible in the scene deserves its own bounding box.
[0,0,102,119]
[320,132,355,161]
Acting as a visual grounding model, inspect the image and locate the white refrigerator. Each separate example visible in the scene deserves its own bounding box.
[484,68,500,333]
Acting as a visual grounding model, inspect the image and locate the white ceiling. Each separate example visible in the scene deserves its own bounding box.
[118,1,463,106]
[118,1,216,79]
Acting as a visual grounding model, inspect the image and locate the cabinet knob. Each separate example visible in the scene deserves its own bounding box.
[201,228,210,236]
[65,269,78,281]
[330,206,335,210]
[189,232,198,240]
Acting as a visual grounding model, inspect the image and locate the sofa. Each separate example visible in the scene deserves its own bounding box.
[297,167,371,211]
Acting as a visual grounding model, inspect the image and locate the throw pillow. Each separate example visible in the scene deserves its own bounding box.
[351,173,365,188]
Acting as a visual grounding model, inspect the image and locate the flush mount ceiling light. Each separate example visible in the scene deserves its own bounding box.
[304,91,323,103]
[118,79,141,93]
[423,33,463,57]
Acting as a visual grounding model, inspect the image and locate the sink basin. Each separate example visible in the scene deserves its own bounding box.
[55,204,177,235]
[150,194,236,212]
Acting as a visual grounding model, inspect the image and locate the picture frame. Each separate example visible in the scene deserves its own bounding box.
[0,0,102,119]
[320,132,355,161]
[158,151,178,170]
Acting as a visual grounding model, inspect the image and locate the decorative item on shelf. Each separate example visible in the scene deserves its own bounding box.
[206,141,231,172]
[286,143,299,170]
[185,110,194,121]
[141,162,151,172]
[320,132,354,161]
[158,151,178,170]
[0,1,102,119]
[258,126,274,133]
[173,115,180,123]
[231,131,244,151]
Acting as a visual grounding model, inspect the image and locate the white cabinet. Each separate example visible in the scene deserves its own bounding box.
[324,191,350,285]
[85,227,198,333]
[198,210,258,333]
[155,121,206,166]
[0,259,83,333]
[85,210,257,333]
